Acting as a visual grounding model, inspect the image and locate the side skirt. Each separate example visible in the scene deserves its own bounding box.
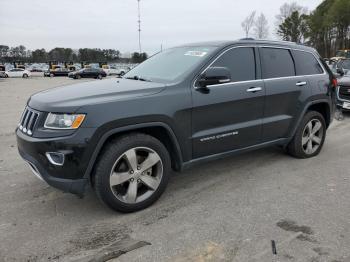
[181,138,290,170]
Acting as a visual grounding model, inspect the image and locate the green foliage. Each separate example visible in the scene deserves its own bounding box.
[0,46,145,63]
[278,0,350,57]
[131,52,148,63]
[278,11,308,43]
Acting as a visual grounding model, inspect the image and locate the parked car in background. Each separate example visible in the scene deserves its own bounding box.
[68,68,107,79]
[30,68,44,73]
[44,68,71,77]
[102,65,119,76]
[331,49,350,61]
[116,65,131,76]
[5,68,31,78]
[17,40,335,212]
[335,59,350,76]
[336,70,350,111]
[102,65,131,76]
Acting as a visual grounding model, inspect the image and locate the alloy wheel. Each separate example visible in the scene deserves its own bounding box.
[301,119,324,155]
[109,147,163,204]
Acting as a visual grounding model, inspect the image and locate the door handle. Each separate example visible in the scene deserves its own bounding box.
[296,81,307,86]
[246,87,262,93]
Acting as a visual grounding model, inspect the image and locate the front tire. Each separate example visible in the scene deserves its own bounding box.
[287,111,326,158]
[23,73,28,78]
[94,133,171,212]
[97,74,102,80]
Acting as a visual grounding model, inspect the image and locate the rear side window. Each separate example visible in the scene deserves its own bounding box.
[261,48,295,79]
[211,47,256,82]
[293,50,323,75]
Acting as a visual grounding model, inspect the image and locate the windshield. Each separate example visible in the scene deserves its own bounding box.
[124,46,216,83]
[340,60,350,69]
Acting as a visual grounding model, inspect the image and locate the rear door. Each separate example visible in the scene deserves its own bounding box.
[192,46,265,158]
[259,47,309,141]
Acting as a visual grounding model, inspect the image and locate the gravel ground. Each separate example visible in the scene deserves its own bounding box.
[0,77,349,262]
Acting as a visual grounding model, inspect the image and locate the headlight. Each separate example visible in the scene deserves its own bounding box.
[44,113,85,129]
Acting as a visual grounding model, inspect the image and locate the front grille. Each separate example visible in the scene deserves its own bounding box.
[338,86,350,101]
[18,107,40,136]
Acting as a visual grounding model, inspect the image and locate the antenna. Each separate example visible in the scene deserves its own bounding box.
[137,0,142,54]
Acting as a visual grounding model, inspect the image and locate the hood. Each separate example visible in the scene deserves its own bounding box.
[28,78,166,112]
[338,75,350,87]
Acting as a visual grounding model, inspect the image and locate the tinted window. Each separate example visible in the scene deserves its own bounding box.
[211,47,256,82]
[261,48,295,78]
[293,50,323,75]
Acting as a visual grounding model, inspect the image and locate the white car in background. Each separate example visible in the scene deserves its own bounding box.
[5,68,31,78]
[102,66,119,76]
[102,65,131,76]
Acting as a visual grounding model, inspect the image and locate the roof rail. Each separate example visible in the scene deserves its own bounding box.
[238,38,298,45]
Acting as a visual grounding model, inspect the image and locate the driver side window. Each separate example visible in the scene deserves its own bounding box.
[211,47,256,83]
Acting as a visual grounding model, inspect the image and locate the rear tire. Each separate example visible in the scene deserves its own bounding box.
[287,111,326,158]
[97,74,102,80]
[5,74,8,78]
[50,73,54,77]
[23,73,28,78]
[94,133,171,213]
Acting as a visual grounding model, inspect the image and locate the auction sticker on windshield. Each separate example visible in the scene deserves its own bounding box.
[184,51,208,57]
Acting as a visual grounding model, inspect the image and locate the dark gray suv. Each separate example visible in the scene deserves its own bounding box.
[16,40,336,212]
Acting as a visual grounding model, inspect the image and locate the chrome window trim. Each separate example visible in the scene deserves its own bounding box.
[193,44,327,89]
[205,79,263,88]
[193,45,257,89]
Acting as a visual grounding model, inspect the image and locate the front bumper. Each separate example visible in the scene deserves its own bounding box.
[336,89,350,111]
[19,149,87,195]
[16,127,97,196]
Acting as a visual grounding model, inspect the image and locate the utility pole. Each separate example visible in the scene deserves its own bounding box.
[137,0,142,54]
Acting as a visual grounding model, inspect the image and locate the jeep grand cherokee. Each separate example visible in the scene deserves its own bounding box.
[16,39,336,212]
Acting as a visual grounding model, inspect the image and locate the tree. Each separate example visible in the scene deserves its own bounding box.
[276,2,308,26]
[278,11,308,43]
[31,49,48,62]
[131,52,148,63]
[254,13,269,39]
[241,11,256,38]
[327,0,350,50]
[0,45,9,59]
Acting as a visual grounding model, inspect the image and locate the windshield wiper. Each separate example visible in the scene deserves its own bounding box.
[124,75,152,82]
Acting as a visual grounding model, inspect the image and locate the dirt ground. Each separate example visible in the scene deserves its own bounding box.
[0,77,349,262]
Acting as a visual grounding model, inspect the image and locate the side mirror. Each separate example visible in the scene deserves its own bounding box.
[337,68,345,76]
[197,67,231,88]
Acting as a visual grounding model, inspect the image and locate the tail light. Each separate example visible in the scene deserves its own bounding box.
[332,78,338,88]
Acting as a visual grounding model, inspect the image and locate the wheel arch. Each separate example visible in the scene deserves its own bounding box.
[307,102,331,128]
[84,122,184,184]
[289,99,332,141]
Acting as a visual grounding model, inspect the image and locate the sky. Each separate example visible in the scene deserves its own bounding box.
[0,0,322,55]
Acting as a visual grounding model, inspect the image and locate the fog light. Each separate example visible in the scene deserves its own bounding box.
[46,152,65,166]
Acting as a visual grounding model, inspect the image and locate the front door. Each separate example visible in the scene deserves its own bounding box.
[191,46,265,158]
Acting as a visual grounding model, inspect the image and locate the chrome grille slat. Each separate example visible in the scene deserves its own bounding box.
[18,107,40,136]
[339,86,350,101]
